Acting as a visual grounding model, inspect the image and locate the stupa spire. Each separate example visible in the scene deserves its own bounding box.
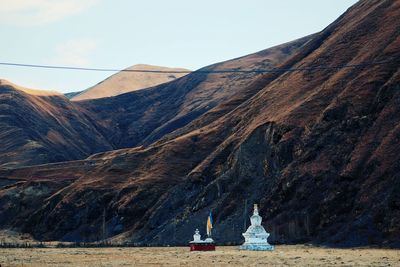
[253,204,259,215]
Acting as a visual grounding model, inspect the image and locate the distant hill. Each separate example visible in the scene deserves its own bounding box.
[0,79,61,96]
[70,64,190,101]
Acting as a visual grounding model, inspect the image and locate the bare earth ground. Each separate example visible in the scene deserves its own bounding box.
[0,246,399,267]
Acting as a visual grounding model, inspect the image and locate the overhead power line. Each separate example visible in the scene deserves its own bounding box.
[0,59,395,74]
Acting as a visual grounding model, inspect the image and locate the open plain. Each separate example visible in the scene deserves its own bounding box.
[0,246,399,267]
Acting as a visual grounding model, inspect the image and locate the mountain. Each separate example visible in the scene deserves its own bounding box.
[0,36,310,168]
[0,35,312,238]
[79,36,312,148]
[0,0,399,248]
[0,79,112,167]
[70,64,190,101]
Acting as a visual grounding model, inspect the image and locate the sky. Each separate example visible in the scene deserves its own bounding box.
[0,0,358,93]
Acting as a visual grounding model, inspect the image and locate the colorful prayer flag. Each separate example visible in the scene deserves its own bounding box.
[207,211,213,236]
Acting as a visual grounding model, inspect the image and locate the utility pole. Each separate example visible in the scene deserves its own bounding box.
[102,208,106,243]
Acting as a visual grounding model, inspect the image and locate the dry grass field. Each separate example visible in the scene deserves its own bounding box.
[0,245,399,267]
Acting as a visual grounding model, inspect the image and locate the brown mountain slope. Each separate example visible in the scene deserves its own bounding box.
[0,0,399,248]
[0,81,113,167]
[80,36,312,148]
[71,64,190,101]
[0,34,310,169]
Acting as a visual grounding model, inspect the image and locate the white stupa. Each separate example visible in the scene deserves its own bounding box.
[189,228,215,251]
[240,204,274,251]
[190,229,202,243]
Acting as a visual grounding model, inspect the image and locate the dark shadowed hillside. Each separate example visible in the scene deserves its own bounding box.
[0,0,399,248]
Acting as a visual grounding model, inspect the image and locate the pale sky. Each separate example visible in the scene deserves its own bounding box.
[0,0,358,93]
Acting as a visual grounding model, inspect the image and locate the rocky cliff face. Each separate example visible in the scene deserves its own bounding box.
[0,0,399,248]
